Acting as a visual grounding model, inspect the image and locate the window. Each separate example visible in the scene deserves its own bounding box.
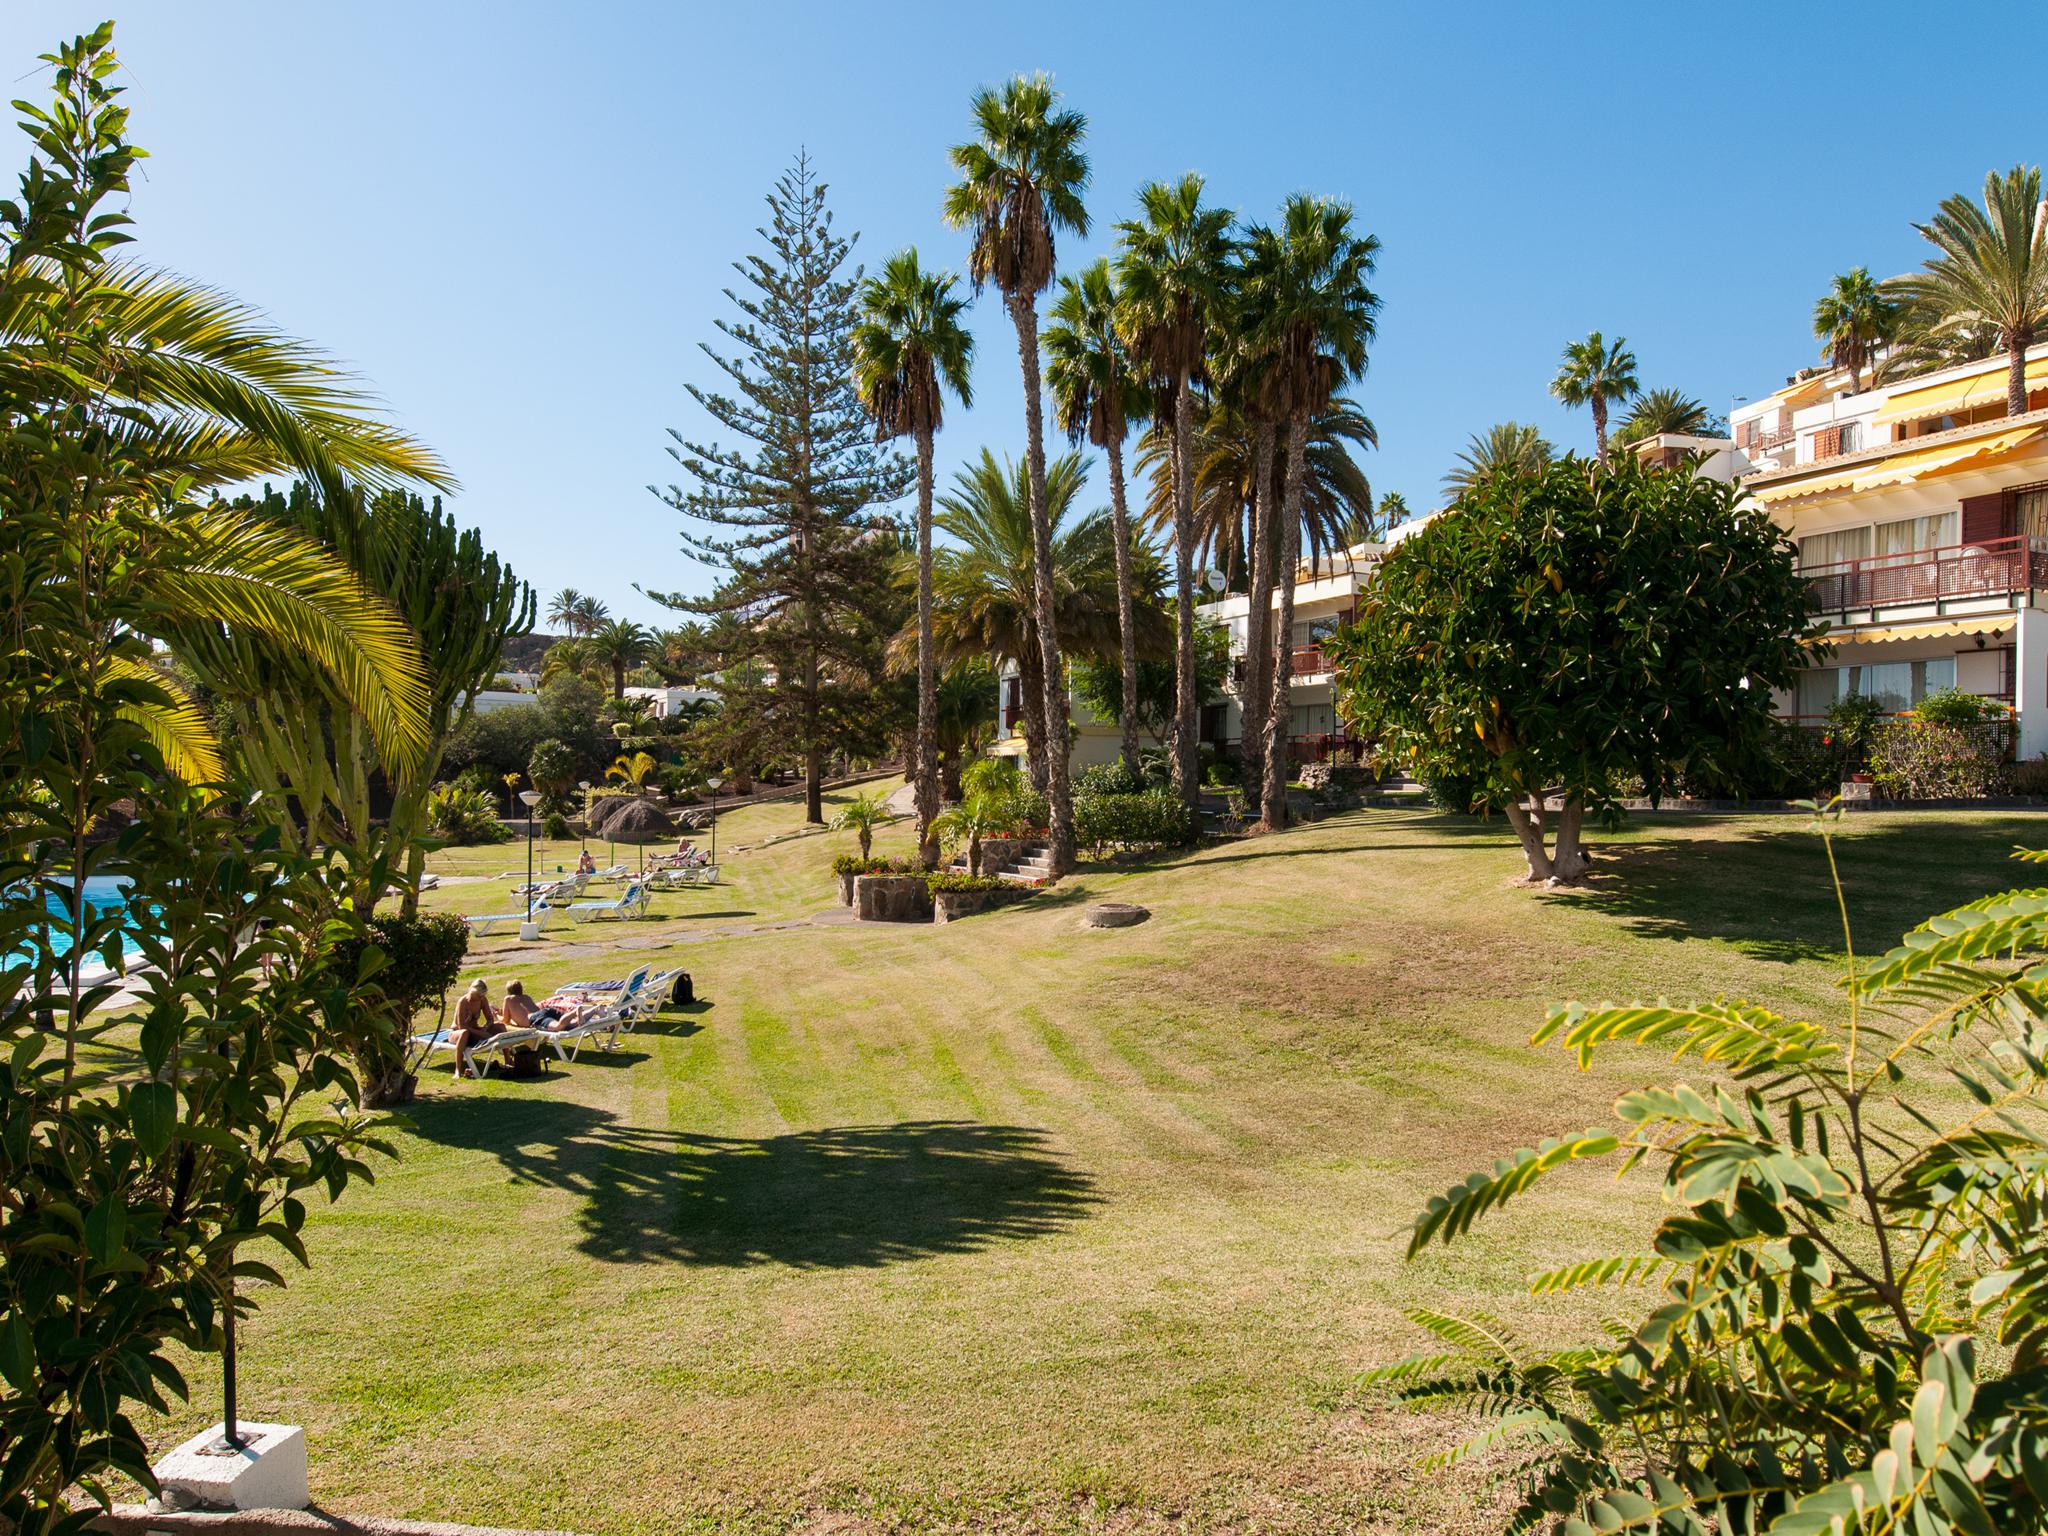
[2018,486,2048,543]
[1795,669,1839,716]
[1799,526,1871,570]
[1839,421,1863,454]
[1795,658,1957,716]
[1875,512,1955,556]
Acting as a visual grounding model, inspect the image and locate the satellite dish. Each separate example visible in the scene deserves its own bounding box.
[1203,568,1228,593]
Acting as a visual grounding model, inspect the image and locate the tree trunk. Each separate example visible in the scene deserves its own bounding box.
[1240,421,1276,799]
[1260,413,1309,828]
[914,425,940,869]
[2009,334,2030,418]
[1105,418,1142,776]
[1592,395,1609,466]
[1550,797,1588,883]
[1170,371,1201,812]
[1500,796,1555,883]
[1017,640,1049,799]
[1011,292,1074,874]
[942,741,964,802]
[804,745,822,825]
[612,659,625,698]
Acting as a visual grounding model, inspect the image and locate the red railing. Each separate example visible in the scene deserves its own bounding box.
[1289,645,1330,675]
[1801,534,2036,613]
[1285,732,1365,765]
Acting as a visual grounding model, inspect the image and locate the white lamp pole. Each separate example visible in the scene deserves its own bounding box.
[578,780,590,856]
[518,789,542,940]
[706,775,724,867]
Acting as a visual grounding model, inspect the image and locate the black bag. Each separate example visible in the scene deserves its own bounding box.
[669,971,694,1006]
[506,1045,545,1079]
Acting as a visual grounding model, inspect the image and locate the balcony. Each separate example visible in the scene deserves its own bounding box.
[1289,645,1330,676]
[1801,534,2037,616]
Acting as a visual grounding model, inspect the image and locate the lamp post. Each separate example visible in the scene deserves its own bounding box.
[706,775,724,868]
[518,789,541,940]
[578,780,590,856]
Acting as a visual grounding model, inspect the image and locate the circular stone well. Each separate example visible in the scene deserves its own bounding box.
[1083,902,1149,929]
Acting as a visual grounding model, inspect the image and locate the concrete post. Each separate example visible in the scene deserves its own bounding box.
[2017,607,2048,763]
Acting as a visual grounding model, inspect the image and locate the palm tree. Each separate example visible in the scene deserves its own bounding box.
[1115,173,1237,813]
[830,789,894,861]
[1613,388,1724,446]
[1443,423,1554,498]
[570,594,609,636]
[1811,267,1898,393]
[606,749,658,792]
[853,249,975,869]
[1046,256,1151,775]
[1549,331,1638,464]
[586,618,653,698]
[1239,195,1380,829]
[919,451,1145,788]
[943,72,1090,876]
[934,658,997,800]
[546,587,586,635]
[1378,490,1410,528]
[1889,165,2048,417]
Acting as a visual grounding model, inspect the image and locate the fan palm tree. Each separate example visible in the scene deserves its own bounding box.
[1046,256,1151,774]
[917,451,1143,790]
[830,789,894,861]
[1443,422,1554,497]
[1239,195,1380,828]
[1613,387,1724,446]
[1115,173,1237,811]
[546,588,586,635]
[1549,331,1638,464]
[1379,490,1410,528]
[585,618,654,698]
[943,72,1090,875]
[854,249,974,868]
[570,594,609,636]
[1888,164,2048,417]
[1811,267,1898,394]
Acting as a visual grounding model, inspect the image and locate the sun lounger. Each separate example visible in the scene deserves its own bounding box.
[536,1001,627,1061]
[464,899,559,938]
[408,1025,545,1078]
[556,962,651,1000]
[566,882,650,923]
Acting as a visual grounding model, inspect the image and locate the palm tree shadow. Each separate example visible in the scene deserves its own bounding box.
[398,1099,1096,1268]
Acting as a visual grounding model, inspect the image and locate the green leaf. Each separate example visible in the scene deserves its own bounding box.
[129,1080,176,1157]
[83,1196,126,1267]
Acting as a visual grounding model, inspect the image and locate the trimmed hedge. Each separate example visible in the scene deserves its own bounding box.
[831,854,918,878]
[924,872,1012,895]
[1074,788,1193,851]
[1869,717,2013,799]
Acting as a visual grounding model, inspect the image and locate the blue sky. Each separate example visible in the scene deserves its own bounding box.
[4,2,2040,626]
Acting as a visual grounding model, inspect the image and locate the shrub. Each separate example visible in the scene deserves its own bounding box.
[1077,760,1144,796]
[425,783,512,844]
[1868,716,2013,798]
[1822,691,1887,764]
[2015,755,2048,796]
[1074,788,1193,851]
[924,871,1013,895]
[1419,768,1477,815]
[542,811,571,840]
[830,854,917,877]
[1371,814,2048,1534]
[1912,685,1999,727]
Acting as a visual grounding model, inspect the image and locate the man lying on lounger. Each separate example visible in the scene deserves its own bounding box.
[501,979,603,1033]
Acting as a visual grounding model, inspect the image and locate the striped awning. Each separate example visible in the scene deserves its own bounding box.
[1834,616,2016,646]
[1751,424,2047,505]
[1874,357,2048,425]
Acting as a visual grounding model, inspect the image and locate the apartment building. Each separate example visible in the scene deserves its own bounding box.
[1722,347,2048,757]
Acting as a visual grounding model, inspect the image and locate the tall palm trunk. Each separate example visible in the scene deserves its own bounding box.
[1261,413,1309,828]
[612,659,625,698]
[1018,632,1049,799]
[1170,371,1200,812]
[1104,419,1141,775]
[913,424,940,868]
[1240,421,1276,796]
[1592,394,1610,465]
[2008,331,2031,417]
[1010,292,1074,873]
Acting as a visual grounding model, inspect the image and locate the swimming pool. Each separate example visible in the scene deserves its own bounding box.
[21,876,139,961]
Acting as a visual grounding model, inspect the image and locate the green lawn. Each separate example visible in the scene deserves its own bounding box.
[141,800,2046,1534]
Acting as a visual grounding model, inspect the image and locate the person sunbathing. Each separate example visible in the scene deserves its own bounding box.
[447,980,503,1077]
[576,849,596,876]
[502,980,599,1032]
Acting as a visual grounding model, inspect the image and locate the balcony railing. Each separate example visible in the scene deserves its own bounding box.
[1744,423,1795,453]
[1289,645,1330,675]
[1801,534,2036,614]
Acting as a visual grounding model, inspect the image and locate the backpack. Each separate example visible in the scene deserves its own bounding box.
[669,971,694,1007]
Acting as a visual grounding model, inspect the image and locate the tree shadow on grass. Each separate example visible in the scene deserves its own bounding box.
[399,1098,1096,1269]
[1546,818,2038,962]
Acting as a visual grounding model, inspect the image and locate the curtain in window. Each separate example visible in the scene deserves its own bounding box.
[1795,669,1839,716]
[2018,487,2048,544]
[1875,513,1955,556]
[1799,526,1871,570]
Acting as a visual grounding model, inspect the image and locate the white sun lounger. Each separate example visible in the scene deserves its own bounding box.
[409,1025,546,1078]
[566,882,650,923]
[464,900,559,939]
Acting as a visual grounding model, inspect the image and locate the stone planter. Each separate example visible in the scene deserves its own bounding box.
[934,887,1006,923]
[837,871,856,905]
[853,873,933,923]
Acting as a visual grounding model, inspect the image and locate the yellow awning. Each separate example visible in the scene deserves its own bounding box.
[1751,424,2046,505]
[1835,616,2016,646]
[1847,425,2045,490]
[1874,356,2048,425]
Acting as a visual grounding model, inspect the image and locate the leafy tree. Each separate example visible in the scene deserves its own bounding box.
[1239,194,1380,829]
[1330,453,1816,884]
[1613,386,1725,446]
[1115,172,1237,814]
[0,28,428,1523]
[1074,621,1228,748]
[1047,256,1152,774]
[830,788,894,860]
[527,737,580,812]
[1811,266,1898,393]
[1375,818,2048,1536]
[933,759,1033,876]
[945,72,1092,875]
[652,152,912,824]
[1549,331,1639,464]
[1889,163,2048,416]
[1442,421,1554,498]
[854,249,975,867]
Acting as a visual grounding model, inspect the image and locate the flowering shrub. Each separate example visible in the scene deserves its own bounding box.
[1868,716,2013,798]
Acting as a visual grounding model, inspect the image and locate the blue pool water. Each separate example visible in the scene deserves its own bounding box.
[27,876,138,960]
